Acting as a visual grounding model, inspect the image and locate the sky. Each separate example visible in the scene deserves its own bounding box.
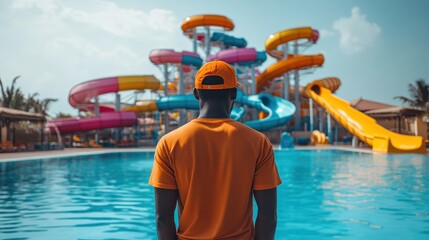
[1,0,429,116]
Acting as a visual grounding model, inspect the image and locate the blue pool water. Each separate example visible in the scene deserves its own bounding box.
[0,150,428,239]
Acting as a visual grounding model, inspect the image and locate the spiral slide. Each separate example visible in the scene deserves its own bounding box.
[149,49,202,67]
[47,49,204,133]
[256,27,324,92]
[305,79,426,153]
[208,47,295,131]
[207,47,266,66]
[181,14,234,35]
[158,89,295,132]
[47,76,160,133]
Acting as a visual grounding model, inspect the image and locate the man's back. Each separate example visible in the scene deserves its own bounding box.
[150,118,281,239]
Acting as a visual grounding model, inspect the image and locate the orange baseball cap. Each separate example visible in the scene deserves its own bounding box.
[195,60,239,90]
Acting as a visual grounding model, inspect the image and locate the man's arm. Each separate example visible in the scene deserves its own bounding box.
[254,188,277,240]
[154,187,178,240]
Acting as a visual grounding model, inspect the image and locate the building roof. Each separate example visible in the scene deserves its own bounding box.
[0,107,46,122]
[365,107,424,117]
[350,98,396,112]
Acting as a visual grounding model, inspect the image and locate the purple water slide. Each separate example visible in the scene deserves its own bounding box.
[207,48,257,63]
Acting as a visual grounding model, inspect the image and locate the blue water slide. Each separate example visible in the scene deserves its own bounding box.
[157,94,198,111]
[156,89,295,131]
[182,54,203,67]
[236,90,295,131]
[211,32,247,48]
[156,94,244,121]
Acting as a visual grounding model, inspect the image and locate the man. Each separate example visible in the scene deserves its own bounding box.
[149,60,281,240]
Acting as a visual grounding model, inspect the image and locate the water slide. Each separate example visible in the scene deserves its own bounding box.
[236,91,295,131]
[256,27,323,92]
[181,15,248,50]
[207,47,295,131]
[181,14,234,35]
[210,32,247,48]
[47,49,204,133]
[149,49,203,67]
[207,47,266,66]
[47,76,160,133]
[305,79,426,153]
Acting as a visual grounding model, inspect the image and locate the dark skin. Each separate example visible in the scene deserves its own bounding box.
[154,87,277,240]
[192,88,237,118]
[254,188,277,240]
[154,188,178,240]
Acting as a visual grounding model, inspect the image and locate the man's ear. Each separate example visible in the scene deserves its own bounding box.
[193,88,200,100]
[231,88,237,100]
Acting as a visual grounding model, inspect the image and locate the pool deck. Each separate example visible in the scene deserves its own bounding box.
[0,145,377,162]
[0,147,155,162]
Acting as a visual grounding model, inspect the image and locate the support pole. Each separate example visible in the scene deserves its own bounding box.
[179,64,186,126]
[293,41,300,131]
[282,44,289,100]
[309,98,314,132]
[251,64,256,95]
[163,64,170,133]
[193,28,197,53]
[94,96,100,116]
[327,113,332,144]
[94,96,100,144]
[294,71,300,131]
[205,26,211,60]
[115,93,121,144]
[335,122,338,144]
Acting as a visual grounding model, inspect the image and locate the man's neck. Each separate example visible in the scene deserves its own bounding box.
[198,104,230,118]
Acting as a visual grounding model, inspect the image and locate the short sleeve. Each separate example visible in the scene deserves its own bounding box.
[148,138,177,189]
[253,137,282,190]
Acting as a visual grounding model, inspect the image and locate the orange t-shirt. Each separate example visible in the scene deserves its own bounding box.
[149,118,281,239]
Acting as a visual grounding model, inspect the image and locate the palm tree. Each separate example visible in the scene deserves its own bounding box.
[24,92,39,112]
[395,79,429,111]
[1,76,58,116]
[0,76,26,110]
[37,98,58,117]
[56,112,72,118]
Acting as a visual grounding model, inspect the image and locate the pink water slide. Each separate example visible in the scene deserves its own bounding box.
[47,112,136,133]
[207,48,258,63]
[69,77,120,113]
[47,75,160,133]
[149,49,202,68]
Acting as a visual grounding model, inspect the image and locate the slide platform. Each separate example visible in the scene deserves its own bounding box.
[305,79,426,153]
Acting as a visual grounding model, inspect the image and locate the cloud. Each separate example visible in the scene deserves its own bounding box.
[333,7,381,54]
[13,0,178,38]
[12,0,59,14]
[319,29,334,38]
[3,0,189,115]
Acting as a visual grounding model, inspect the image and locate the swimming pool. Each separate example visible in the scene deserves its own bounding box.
[1,150,428,239]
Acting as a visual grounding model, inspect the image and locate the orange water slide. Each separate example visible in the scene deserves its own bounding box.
[257,54,324,92]
[265,27,319,59]
[257,27,323,93]
[181,15,234,35]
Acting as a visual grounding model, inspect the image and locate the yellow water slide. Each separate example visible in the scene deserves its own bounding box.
[305,79,426,153]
